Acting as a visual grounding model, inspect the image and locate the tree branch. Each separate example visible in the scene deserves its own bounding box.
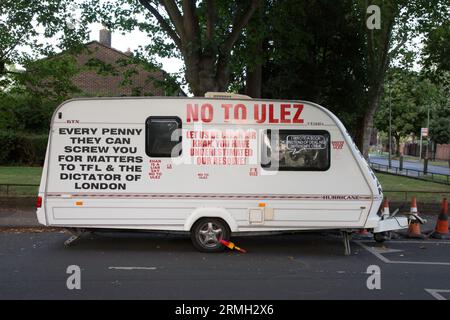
[0,31,27,61]
[222,0,261,54]
[139,0,182,49]
[206,0,217,40]
[388,30,408,59]
[160,0,185,39]
[5,70,21,75]
[181,0,200,43]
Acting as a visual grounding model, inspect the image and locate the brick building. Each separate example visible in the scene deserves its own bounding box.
[41,29,184,97]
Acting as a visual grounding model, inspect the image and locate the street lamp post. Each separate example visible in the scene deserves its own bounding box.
[426,106,430,159]
[388,83,392,169]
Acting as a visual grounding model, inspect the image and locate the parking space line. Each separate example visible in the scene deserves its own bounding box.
[357,240,450,245]
[108,266,157,270]
[355,241,450,266]
[425,289,450,300]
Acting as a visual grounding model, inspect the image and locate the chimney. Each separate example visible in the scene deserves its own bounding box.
[99,28,111,47]
[125,48,133,56]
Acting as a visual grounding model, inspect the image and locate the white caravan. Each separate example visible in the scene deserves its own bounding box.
[36,93,408,253]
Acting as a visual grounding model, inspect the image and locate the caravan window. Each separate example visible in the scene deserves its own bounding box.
[261,130,330,171]
[145,117,182,157]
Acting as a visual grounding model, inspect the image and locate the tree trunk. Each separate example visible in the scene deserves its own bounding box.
[184,47,231,96]
[245,64,262,98]
[395,134,401,157]
[244,5,263,98]
[356,81,384,158]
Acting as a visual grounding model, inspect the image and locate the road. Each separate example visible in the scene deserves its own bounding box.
[369,155,450,176]
[1,229,449,300]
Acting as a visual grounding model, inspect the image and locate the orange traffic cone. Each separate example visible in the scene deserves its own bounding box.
[432,198,449,239]
[220,239,247,253]
[407,197,425,239]
[381,198,390,217]
[356,228,371,239]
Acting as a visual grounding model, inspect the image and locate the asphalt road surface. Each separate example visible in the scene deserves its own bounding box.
[369,155,450,176]
[1,229,449,300]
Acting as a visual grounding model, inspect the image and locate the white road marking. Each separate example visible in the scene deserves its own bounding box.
[355,242,390,263]
[355,241,450,266]
[425,289,450,300]
[108,266,157,270]
[371,247,404,254]
[357,240,450,245]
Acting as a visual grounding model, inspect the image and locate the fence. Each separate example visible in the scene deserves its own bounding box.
[436,144,450,161]
[382,190,450,203]
[403,142,450,161]
[369,162,450,185]
[0,183,39,197]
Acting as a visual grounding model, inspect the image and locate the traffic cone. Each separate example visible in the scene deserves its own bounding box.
[381,198,390,217]
[358,229,370,235]
[410,196,418,214]
[355,228,371,239]
[407,197,425,239]
[220,239,247,253]
[431,198,449,239]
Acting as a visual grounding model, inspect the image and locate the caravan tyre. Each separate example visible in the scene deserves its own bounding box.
[374,232,390,243]
[191,218,230,253]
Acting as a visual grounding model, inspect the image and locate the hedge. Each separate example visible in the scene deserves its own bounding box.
[0,131,48,165]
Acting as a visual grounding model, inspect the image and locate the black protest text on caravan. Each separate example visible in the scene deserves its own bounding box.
[58,127,143,191]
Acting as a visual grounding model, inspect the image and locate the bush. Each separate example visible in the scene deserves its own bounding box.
[0,131,48,165]
[0,91,59,134]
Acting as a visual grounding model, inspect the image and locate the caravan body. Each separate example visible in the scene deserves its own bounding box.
[36,96,403,251]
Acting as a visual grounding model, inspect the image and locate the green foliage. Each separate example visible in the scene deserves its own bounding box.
[375,68,450,147]
[375,69,425,137]
[0,0,89,76]
[431,117,450,144]
[18,54,82,101]
[256,0,368,134]
[429,74,450,144]
[0,131,48,165]
[422,21,450,82]
[0,91,58,134]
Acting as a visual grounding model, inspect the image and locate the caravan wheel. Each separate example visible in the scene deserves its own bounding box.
[374,232,391,243]
[191,218,230,253]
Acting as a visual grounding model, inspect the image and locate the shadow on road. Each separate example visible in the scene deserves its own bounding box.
[61,230,358,257]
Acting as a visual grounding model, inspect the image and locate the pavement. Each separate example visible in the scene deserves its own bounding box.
[0,206,40,228]
[1,201,449,300]
[369,155,450,176]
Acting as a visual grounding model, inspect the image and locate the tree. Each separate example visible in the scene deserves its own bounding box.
[428,72,450,145]
[82,0,261,96]
[431,118,450,145]
[354,0,450,158]
[374,69,425,156]
[421,11,450,85]
[0,0,89,79]
[374,69,449,155]
[258,0,368,134]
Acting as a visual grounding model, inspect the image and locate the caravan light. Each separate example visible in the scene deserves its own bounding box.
[36,196,42,208]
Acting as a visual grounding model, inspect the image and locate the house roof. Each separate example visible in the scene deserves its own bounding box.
[31,39,186,97]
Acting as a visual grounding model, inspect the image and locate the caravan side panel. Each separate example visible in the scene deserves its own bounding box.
[40,97,382,232]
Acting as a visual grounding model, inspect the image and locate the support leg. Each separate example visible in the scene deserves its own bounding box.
[342,231,352,256]
[64,228,87,247]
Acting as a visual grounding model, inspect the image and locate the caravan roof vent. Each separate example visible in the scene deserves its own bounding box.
[204,92,252,100]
